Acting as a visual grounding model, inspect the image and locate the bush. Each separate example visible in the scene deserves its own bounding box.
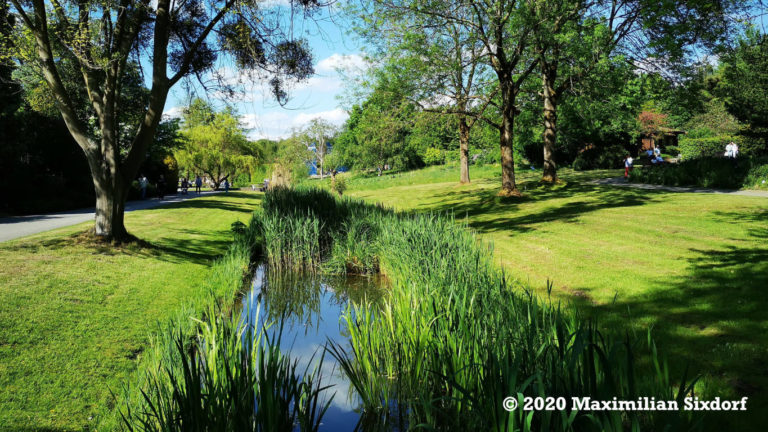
[470,147,500,166]
[678,136,741,160]
[422,147,446,165]
[330,175,347,196]
[629,157,768,189]
[572,144,626,170]
[744,163,768,189]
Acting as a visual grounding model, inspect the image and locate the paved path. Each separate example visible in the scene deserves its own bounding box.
[0,191,222,243]
[590,177,768,197]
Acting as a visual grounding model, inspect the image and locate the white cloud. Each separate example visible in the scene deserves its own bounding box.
[162,106,184,119]
[316,53,367,73]
[241,108,348,140]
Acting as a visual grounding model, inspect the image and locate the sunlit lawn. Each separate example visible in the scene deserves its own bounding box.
[0,192,261,431]
[342,163,768,429]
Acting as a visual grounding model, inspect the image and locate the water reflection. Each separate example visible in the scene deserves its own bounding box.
[239,264,384,431]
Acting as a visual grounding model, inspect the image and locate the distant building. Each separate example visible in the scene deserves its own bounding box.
[639,127,686,151]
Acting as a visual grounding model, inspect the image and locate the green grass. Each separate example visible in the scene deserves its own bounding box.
[328,163,768,430]
[0,192,261,431]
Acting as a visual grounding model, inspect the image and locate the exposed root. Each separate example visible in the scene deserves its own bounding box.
[497,187,523,198]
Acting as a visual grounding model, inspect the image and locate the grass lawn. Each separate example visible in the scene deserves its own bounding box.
[339,163,768,429]
[0,192,261,431]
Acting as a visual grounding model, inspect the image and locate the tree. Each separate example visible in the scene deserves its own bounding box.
[719,30,768,145]
[299,118,337,179]
[349,0,494,184]
[175,100,255,190]
[339,85,416,173]
[531,0,746,182]
[3,0,316,240]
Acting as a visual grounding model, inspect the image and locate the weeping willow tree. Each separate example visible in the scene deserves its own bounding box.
[2,0,318,240]
[175,98,258,190]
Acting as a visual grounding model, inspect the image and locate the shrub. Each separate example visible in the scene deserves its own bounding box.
[678,136,741,160]
[422,147,446,165]
[572,144,626,170]
[629,157,767,189]
[743,163,768,189]
[471,147,501,166]
[330,175,347,196]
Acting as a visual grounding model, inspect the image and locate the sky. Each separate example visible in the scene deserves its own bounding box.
[161,1,367,141]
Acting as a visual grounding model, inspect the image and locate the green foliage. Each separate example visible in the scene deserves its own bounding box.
[629,157,768,189]
[120,309,330,432]
[268,136,312,187]
[175,99,257,188]
[684,100,743,138]
[422,147,446,166]
[330,175,348,196]
[719,30,768,144]
[572,145,627,171]
[678,136,743,160]
[743,163,768,190]
[336,85,419,171]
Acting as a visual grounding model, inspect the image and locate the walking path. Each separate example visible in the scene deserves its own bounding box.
[0,191,222,243]
[590,177,768,197]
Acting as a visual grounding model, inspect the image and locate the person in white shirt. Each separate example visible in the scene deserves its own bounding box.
[732,142,739,158]
[624,155,634,178]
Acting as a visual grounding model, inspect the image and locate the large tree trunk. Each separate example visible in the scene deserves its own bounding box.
[459,116,471,184]
[87,154,129,241]
[541,62,558,183]
[94,180,129,240]
[499,88,520,197]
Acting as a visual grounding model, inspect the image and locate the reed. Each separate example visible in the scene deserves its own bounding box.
[119,305,331,432]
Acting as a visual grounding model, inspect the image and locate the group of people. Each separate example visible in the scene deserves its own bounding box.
[623,146,664,178]
[646,146,665,164]
[725,141,740,158]
[137,174,167,199]
[180,176,204,195]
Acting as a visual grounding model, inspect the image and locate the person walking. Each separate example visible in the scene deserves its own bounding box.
[181,177,188,195]
[624,155,634,179]
[224,178,230,194]
[139,174,149,199]
[194,175,203,195]
[157,174,166,200]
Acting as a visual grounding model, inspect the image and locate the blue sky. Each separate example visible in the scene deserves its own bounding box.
[161,1,366,141]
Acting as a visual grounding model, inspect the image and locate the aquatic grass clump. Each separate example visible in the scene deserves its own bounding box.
[264,187,701,431]
[119,305,331,432]
[258,186,388,274]
[324,218,381,275]
[256,209,322,271]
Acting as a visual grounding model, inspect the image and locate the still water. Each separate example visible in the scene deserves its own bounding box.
[239,264,384,431]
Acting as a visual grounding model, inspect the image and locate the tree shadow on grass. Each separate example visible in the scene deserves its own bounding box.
[131,192,261,214]
[1,192,261,265]
[579,209,768,430]
[416,180,665,235]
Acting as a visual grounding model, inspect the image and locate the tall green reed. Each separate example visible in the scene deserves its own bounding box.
[119,305,331,432]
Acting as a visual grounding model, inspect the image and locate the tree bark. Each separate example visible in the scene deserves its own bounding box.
[499,85,520,197]
[459,116,471,184]
[541,62,558,183]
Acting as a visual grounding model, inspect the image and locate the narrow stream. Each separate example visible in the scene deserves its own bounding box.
[239,264,384,431]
